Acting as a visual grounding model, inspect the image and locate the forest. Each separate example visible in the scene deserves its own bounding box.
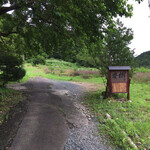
[135,51,150,68]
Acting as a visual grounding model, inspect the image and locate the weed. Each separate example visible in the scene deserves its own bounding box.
[0,88,22,126]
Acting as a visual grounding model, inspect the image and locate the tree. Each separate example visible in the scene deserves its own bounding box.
[0,53,26,86]
[0,0,143,57]
[90,20,135,97]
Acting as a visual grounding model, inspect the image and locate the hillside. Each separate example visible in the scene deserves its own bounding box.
[135,51,150,67]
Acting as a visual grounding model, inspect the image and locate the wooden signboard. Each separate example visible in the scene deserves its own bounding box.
[112,83,127,93]
[108,66,131,100]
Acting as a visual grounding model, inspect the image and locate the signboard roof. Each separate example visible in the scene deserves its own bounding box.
[108,66,131,71]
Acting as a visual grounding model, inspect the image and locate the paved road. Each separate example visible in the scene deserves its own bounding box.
[9,78,69,150]
[8,77,114,150]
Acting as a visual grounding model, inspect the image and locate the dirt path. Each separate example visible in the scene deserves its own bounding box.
[4,77,113,150]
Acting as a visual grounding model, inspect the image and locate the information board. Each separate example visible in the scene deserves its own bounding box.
[108,66,130,100]
[111,71,127,83]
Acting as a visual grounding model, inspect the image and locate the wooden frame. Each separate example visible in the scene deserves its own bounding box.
[108,66,130,100]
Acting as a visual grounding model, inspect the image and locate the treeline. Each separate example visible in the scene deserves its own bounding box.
[135,51,150,68]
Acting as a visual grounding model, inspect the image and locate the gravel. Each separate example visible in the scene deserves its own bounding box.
[49,79,114,150]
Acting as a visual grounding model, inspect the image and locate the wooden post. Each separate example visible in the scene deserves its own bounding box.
[127,79,130,100]
[108,72,111,98]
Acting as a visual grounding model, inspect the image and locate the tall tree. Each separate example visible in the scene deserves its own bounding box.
[90,20,135,97]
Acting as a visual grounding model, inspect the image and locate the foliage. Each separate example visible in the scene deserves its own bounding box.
[76,52,96,67]
[88,20,135,97]
[31,55,46,66]
[0,53,26,86]
[135,51,150,68]
[93,20,134,78]
[0,0,143,59]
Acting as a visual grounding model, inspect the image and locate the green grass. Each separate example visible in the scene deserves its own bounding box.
[85,81,150,150]
[46,58,97,71]
[135,67,150,73]
[0,88,22,126]
[21,59,103,84]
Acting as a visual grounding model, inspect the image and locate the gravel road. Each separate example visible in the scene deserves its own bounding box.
[49,79,114,150]
[6,77,114,150]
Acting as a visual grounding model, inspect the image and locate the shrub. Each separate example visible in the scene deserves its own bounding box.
[76,53,96,67]
[0,53,26,86]
[26,58,34,64]
[32,56,46,66]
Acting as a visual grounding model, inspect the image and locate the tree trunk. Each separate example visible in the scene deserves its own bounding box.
[104,79,109,99]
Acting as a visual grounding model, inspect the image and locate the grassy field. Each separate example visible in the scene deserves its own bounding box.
[21,58,104,84]
[0,59,150,150]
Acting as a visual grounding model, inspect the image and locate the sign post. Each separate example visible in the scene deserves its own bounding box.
[108,66,131,100]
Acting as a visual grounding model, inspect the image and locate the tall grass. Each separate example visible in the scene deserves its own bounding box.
[0,88,22,125]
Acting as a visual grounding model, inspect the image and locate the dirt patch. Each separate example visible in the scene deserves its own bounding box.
[145,99,150,101]
[73,70,100,76]
[72,82,104,92]
[0,93,29,150]
[43,67,51,74]
[133,72,150,83]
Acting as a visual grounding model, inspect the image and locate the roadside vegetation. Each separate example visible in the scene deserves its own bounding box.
[0,88,22,126]
[85,67,150,150]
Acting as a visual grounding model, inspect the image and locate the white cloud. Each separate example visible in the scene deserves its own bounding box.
[120,0,150,56]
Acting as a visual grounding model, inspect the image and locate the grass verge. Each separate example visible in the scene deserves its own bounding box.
[0,88,22,126]
[85,82,150,149]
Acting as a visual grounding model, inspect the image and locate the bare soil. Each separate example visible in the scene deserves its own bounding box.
[72,82,104,92]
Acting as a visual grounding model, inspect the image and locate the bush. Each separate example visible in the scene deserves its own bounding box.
[26,58,34,64]
[0,53,26,86]
[76,53,96,67]
[31,56,46,66]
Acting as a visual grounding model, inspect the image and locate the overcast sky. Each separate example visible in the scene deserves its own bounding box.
[120,0,150,56]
